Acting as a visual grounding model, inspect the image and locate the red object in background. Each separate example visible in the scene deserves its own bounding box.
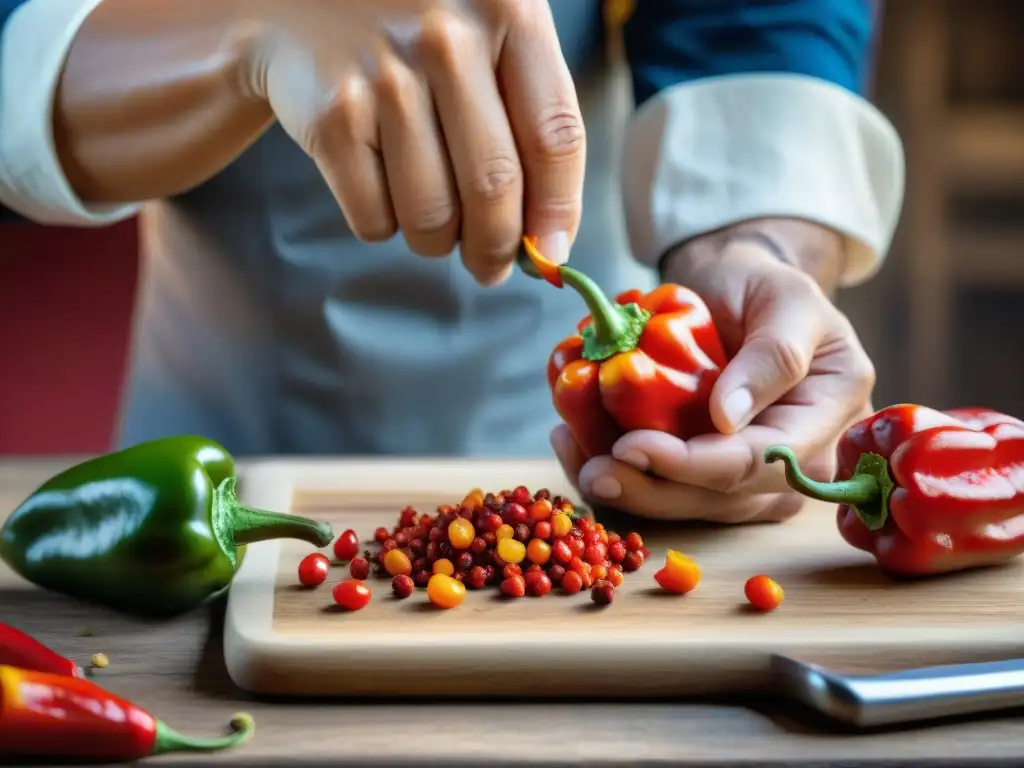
[0,220,138,455]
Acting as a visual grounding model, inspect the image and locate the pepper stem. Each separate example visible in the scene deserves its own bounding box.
[557,266,650,362]
[763,445,894,531]
[152,712,255,755]
[213,477,334,567]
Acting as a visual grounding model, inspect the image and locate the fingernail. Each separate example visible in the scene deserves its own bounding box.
[590,476,622,499]
[616,449,649,472]
[536,231,570,265]
[722,387,754,428]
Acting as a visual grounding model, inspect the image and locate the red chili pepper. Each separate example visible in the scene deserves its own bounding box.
[0,623,83,677]
[521,236,564,287]
[0,664,254,761]
[520,237,727,458]
[765,404,1024,576]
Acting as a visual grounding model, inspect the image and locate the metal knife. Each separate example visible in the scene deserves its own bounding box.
[773,654,1024,727]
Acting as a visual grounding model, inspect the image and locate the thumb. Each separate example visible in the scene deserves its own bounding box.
[709,279,826,434]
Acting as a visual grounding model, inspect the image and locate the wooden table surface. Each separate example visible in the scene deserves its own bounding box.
[3,459,1024,767]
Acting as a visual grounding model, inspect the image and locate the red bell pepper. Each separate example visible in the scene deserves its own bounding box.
[0,664,254,761]
[764,404,1024,576]
[521,237,727,458]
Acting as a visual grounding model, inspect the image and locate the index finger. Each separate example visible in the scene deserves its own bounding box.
[496,1,585,264]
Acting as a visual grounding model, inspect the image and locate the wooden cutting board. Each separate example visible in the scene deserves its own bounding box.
[223,459,1024,698]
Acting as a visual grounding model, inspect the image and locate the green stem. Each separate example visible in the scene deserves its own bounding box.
[763,445,894,531]
[152,712,255,755]
[763,446,876,504]
[212,477,334,567]
[557,266,650,362]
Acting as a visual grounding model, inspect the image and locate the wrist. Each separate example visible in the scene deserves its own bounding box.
[661,218,847,298]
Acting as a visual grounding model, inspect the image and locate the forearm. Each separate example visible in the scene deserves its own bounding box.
[53,0,273,204]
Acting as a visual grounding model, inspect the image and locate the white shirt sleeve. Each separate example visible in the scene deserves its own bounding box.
[0,0,141,225]
[620,73,905,287]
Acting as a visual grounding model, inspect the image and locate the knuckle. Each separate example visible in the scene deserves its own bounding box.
[406,200,460,253]
[418,10,477,69]
[373,59,419,110]
[709,444,758,496]
[833,314,877,396]
[411,197,459,236]
[468,155,522,204]
[532,107,586,160]
[777,268,824,307]
[787,267,823,295]
[313,82,371,148]
[851,350,877,393]
[764,336,811,385]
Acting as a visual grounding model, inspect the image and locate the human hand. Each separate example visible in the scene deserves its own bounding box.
[245,0,585,285]
[551,219,876,523]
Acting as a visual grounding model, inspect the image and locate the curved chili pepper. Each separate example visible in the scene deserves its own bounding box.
[0,623,82,677]
[0,664,254,761]
[519,238,727,458]
[765,404,1024,576]
[0,435,334,617]
[521,236,564,287]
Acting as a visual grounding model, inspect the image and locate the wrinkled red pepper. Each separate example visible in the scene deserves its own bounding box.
[521,236,727,458]
[0,664,254,761]
[765,404,1024,576]
[0,623,83,677]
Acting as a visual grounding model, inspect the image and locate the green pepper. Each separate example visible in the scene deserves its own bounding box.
[0,436,333,617]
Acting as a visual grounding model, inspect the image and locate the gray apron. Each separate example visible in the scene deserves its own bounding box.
[117,0,656,457]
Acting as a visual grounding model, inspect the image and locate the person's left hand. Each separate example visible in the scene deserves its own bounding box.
[551,219,876,524]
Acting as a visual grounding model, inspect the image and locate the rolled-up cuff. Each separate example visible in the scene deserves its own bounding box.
[620,73,905,287]
[0,0,140,225]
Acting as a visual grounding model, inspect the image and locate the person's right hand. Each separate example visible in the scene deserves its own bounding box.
[245,0,585,284]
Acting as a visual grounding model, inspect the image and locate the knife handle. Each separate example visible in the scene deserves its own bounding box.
[772,655,1024,727]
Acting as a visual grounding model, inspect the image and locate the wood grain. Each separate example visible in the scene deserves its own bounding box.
[223,461,1024,699]
[4,459,1024,766]
[278,499,1024,633]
